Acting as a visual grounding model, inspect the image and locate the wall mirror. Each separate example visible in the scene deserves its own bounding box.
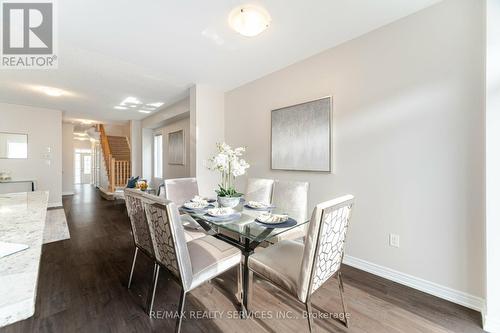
[0,132,28,159]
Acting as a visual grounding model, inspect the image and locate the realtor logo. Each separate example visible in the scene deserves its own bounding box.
[1,0,57,69]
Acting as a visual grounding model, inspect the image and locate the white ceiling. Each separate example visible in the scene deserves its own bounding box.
[0,0,441,123]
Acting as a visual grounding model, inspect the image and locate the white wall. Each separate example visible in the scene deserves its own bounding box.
[104,123,129,138]
[485,0,500,331]
[0,103,63,206]
[141,97,191,187]
[225,0,485,307]
[191,84,225,197]
[62,123,74,195]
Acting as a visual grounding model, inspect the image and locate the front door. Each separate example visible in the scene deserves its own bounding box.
[75,150,92,184]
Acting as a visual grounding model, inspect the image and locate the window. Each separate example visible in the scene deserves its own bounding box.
[154,134,163,178]
[7,142,27,158]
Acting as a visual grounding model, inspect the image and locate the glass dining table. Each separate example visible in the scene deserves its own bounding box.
[180,202,310,316]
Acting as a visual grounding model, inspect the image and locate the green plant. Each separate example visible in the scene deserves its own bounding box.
[215,185,243,197]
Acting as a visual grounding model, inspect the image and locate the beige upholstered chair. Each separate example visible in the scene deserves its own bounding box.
[248,195,354,331]
[269,180,309,242]
[141,193,242,332]
[245,178,274,204]
[164,177,199,207]
[124,189,204,291]
[123,188,155,289]
[163,178,205,241]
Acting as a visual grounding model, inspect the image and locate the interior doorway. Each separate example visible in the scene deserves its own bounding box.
[74,149,92,184]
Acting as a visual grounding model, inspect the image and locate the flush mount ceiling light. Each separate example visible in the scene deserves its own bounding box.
[138,110,151,114]
[228,5,271,37]
[114,106,127,110]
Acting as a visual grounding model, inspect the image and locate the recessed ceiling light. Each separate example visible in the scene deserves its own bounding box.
[147,102,164,108]
[228,5,271,37]
[138,110,151,114]
[114,106,127,110]
[33,85,67,97]
[122,96,141,105]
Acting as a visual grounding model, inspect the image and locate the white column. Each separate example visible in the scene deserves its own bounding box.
[142,128,153,182]
[129,120,142,177]
[485,1,500,331]
[190,84,225,197]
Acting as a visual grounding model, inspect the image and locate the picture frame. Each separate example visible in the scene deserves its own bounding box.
[271,96,331,172]
[167,129,185,165]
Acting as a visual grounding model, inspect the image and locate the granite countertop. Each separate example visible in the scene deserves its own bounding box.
[0,191,48,327]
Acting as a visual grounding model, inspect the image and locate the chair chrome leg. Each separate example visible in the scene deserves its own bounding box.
[148,263,160,317]
[175,289,186,333]
[128,247,138,289]
[338,272,349,328]
[247,270,254,309]
[305,299,314,333]
[237,262,243,303]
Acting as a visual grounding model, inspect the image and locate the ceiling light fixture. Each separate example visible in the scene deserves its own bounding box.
[147,102,164,108]
[114,106,127,110]
[228,5,271,37]
[122,96,141,105]
[138,110,151,114]
[33,85,66,97]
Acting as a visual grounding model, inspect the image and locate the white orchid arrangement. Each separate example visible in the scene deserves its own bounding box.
[207,142,250,197]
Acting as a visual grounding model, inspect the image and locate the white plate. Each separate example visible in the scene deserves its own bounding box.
[183,201,209,210]
[207,207,235,217]
[191,196,209,205]
[256,213,288,224]
[247,201,271,209]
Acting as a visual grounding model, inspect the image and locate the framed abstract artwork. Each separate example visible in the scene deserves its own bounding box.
[167,130,185,165]
[271,96,331,172]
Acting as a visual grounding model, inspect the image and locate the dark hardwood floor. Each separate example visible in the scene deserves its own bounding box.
[1,185,484,333]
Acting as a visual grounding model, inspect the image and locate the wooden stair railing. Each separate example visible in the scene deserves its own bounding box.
[96,124,131,193]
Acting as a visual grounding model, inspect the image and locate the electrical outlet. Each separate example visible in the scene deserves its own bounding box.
[389,234,400,248]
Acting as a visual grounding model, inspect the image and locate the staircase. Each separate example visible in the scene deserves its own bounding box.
[96,124,131,193]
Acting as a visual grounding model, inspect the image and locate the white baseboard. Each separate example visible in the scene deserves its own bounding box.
[484,313,500,333]
[343,255,485,313]
[62,192,74,196]
[47,201,63,209]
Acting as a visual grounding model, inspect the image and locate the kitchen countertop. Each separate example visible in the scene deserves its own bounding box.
[0,191,48,327]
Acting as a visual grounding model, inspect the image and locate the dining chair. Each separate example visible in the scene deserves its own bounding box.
[163,178,206,241]
[245,178,274,204]
[124,189,205,291]
[157,183,166,197]
[247,195,354,332]
[123,188,156,289]
[269,180,309,242]
[164,177,199,207]
[141,193,242,332]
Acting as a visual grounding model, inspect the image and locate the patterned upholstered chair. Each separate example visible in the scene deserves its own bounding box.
[164,177,199,207]
[123,188,155,289]
[248,195,354,331]
[141,193,242,332]
[268,180,309,243]
[245,178,274,204]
